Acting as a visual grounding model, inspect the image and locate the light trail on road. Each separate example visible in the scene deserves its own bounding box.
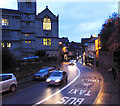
[33,66,80,106]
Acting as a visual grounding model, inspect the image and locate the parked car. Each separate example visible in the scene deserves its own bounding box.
[69,60,76,65]
[33,67,55,80]
[0,73,17,93]
[46,70,68,85]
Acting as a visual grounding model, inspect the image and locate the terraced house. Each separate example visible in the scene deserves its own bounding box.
[0,0,59,60]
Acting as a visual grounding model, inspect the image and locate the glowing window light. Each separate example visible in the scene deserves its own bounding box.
[25,41,31,43]
[1,43,5,47]
[25,34,30,37]
[43,38,51,46]
[7,43,11,48]
[43,16,51,30]
[2,19,9,26]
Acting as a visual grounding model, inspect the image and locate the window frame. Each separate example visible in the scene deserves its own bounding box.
[7,43,12,48]
[1,43,5,48]
[2,18,9,26]
[43,38,51,46]
[43,16,51,31]
[1,43,12,48]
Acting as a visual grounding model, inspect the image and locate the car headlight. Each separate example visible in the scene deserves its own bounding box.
[55,79,60,82]
[46,79,51,82]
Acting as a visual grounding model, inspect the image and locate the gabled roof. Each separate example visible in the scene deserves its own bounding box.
[59,37,69,44]
[36,6,58,19]
[88,37,98,43]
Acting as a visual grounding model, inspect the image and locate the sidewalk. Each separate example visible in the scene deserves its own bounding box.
[17,76,33,85]
[93,66,119,104]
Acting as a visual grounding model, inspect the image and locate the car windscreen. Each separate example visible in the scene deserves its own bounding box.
[50,72,62,77]
[37,72,46,74]
[37,69,48,74]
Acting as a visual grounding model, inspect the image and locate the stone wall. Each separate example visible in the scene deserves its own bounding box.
[99,51,114,69]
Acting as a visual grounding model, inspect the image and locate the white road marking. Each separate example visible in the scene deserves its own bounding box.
[57,96,85,105]
[33,66,80,106]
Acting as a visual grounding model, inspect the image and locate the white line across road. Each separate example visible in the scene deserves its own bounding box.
[33,66,80,106]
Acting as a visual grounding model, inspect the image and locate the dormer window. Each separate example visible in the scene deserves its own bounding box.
[43,16,51,30]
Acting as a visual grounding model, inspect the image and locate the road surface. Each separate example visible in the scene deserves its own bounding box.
[2,62,103,105]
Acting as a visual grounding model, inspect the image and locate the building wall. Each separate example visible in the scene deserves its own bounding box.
[1,1,59,59]
[0,9,22,59]
[35,38,59,51]
[18,1,36,57]
[35,7,58,38]
[18,1,36,15]
[99,51,114,68]
[88,43,95,58]
[35,6,59,54]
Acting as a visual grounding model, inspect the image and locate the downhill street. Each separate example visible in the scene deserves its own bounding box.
[2,62,102,105]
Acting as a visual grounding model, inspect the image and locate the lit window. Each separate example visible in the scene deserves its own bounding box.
[43,38,51,46]
[25,34,30,37]
[25,41,31,43]
[43,16,51,30]
[1,43,5,47]
[2,19,9,26]
[7,43,11,48]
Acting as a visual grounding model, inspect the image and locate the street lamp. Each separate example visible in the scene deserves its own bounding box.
[59,42,62,45]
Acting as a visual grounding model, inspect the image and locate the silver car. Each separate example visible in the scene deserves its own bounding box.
[46,70,68,85]
[0,73,17,93]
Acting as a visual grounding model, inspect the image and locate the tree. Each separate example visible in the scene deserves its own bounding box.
[2,48,16,70]
[35,50,46,58]
[100,13,117,50]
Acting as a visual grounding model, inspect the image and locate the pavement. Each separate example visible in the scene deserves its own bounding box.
[89,66,119,105]
[17,76,33,85]
[17,62,119,105]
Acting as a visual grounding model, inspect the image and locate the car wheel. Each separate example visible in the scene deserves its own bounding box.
[10,85,16,92]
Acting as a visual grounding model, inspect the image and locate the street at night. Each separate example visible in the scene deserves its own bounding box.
[2,62,103,105]
[0,0,120,105]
